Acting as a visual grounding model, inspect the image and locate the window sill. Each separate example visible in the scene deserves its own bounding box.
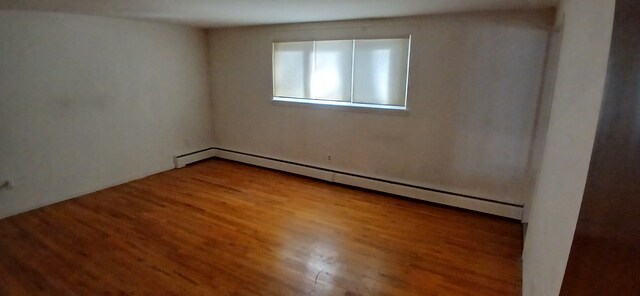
[272,97,407,111]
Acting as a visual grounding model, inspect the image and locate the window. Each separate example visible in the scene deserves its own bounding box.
[272,37,411,110]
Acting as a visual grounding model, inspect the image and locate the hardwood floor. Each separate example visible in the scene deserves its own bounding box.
[0,159,522,295]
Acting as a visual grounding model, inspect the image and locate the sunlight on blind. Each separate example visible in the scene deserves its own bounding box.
[310,40,352,101]
[273,41,312,98]
[353,39,409,106]
[273,37,409,108]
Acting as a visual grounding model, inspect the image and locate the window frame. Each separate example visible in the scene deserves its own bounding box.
[271,36,412,111]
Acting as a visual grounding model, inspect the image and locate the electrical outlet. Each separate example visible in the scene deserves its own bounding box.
[327,155,332,162]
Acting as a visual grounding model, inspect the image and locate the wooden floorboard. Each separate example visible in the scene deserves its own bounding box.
[0,159,522,295]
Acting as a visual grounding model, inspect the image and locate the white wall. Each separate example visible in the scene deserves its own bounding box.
[522,0,615,295]
[0,11,215,218]
[522,18,563,223]
[208,11,553,206]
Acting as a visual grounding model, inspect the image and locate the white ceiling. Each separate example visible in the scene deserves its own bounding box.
[0,0,559,27]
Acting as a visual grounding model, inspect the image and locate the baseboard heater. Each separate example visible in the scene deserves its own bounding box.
[175,148,523,220]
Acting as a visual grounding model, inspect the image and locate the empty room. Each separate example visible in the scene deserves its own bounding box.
[1,0,638,295]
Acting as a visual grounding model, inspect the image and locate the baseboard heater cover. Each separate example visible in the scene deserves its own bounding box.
[175,148,523,220]
[174,148,217,168]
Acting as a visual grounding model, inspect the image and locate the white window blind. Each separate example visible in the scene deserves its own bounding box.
[273,41,312,98]
[273,37,410,109]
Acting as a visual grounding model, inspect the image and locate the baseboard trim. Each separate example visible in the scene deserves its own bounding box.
[174,148,217,168]
[175,147,523,220]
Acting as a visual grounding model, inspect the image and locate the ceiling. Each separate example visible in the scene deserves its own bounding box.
[0,0,559,27]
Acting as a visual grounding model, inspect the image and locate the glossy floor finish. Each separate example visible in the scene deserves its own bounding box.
[0,159,522,295]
